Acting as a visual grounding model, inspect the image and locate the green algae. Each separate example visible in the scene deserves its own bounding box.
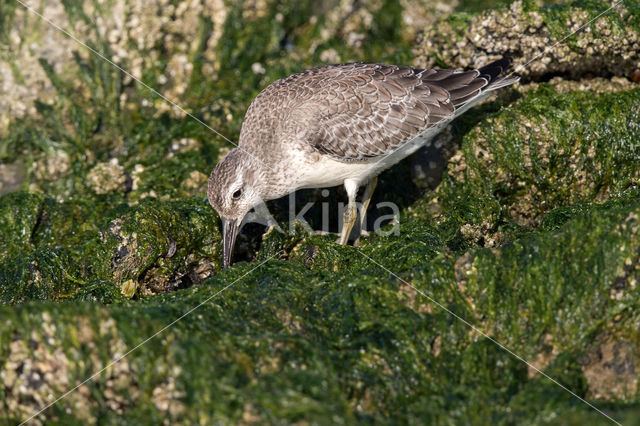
[1,0,640,423]
[1,195,639,423]
[0,194,220,303]
[30,197,111,249]
[0,191,44,258]
[428,86,640,250]
[0,248,80,304]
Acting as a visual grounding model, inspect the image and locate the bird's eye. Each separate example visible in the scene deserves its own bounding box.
[232,188,242,199]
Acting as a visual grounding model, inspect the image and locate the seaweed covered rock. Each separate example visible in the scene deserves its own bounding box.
[455,197,640,343]
[0,0,424,206]
[408,0,640,248]
[1,0,640,423]
[0,191,45,258]
[0,0,419,135]
[89,198,221,294]
[1,197,639,423]
[413,0,640,81]
[0,0,231,129]
[421,86,640,250]
[0,248,80,304]
[0,193,221,303]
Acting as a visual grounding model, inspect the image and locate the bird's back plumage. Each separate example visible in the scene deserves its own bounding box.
[240,59,517,163]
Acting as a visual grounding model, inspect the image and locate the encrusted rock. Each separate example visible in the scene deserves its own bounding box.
[0,313,137,423]
[413,0,640,81]
[401,0,458,40]
[32,149,70,182]
[182,170,208,194]
[436,87,640,227]
[0,0,232,131]
[0,162,25,196]
[459,220,504,247]
[580,335,639,401]
[523,76,637,94]
[86,159,129,195]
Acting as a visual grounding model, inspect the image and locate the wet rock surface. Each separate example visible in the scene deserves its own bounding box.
[0,194,221,304]
[1,0,640,423]
[432,87,640,228]
[0,163,25,196]
[413,0,640,81]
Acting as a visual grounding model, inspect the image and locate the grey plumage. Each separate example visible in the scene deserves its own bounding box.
[239,58,517,162]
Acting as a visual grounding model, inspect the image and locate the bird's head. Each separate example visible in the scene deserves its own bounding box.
[207,148,265,269]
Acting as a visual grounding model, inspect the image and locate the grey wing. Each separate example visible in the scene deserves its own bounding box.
[305,60,516,161]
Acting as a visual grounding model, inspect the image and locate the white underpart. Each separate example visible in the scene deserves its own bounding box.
[296,89,494,190]
[343,178,359,200]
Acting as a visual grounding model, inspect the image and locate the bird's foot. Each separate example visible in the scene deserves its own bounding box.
[313,230,337,236]
[353,230,370,247]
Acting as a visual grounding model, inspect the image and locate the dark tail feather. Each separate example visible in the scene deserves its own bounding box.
[479,57,519,90]
[448,57,519,109]
[478,57,512,81]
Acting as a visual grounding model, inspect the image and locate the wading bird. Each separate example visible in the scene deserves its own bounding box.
[208,59,518,268]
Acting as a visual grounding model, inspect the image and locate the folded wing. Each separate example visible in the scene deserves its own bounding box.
[303,59,517,162]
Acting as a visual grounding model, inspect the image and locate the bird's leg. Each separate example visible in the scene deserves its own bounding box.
[354,176,378,246]
[338,179,359,245]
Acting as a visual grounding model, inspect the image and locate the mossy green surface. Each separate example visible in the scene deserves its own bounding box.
[0,191,44,258]
[0,195,220,303]
[426,86,640,249]
[1,0,640,424]
[2,197,640,423]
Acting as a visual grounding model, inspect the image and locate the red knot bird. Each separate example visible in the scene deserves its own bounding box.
[208,58,518,268]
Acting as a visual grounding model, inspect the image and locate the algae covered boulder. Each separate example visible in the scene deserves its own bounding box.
[1,0,640,423]
[1,196,639,423]
[0,191,45,258]
[89,198,222,294]
[0,193,221,303]
[426,85,640,247]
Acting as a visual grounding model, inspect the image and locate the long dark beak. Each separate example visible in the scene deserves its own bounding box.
[222,217,239,269]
